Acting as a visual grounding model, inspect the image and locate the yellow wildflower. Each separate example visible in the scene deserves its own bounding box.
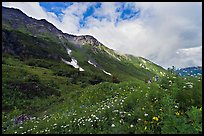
[200,107,202,111]
[144,126,147,130]
[152,116,159,121]
[175,112,180,116]
[142,107,145,110]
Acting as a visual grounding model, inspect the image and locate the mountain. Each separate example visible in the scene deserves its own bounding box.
[175,66,202,77]
[2,6,167,82]
[2,7,202,134]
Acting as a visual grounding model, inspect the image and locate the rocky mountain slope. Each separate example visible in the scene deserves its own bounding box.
[2,6,167,82]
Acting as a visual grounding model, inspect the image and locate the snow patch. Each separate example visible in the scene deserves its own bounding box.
[62,58,84,71]
[79,67,85,71]
[88,59,112,76]
[61,47,85,71]
[88,60,97,68]
[66,48,72,56]
[103,70,112,76]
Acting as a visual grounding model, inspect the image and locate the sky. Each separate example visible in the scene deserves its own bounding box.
[2,2,202,69]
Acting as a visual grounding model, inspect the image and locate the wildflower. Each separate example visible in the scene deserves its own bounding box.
[144,113,148,116]
[144,126,147,130]
[200,107,202,111]
[188,85,193,88]
[112,110,118,113]
[119,119,124,123]
[174,105,178,108]
[152,116,159,121]
[142,107,145,110]
[111,124,115,127]
[175,112,180,116]
[130,124,134,128]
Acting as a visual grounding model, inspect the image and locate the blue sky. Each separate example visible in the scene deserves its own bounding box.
[39,2,73,16]
[2,2,202,68]
[39,2,140,25]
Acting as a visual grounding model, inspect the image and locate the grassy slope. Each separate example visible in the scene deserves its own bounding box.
[2,61,202,133]
[2,52,202,134]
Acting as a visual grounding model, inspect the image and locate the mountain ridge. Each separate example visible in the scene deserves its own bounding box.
[175,66,202,77]
[2,6,168,79]
[2,6,104,47]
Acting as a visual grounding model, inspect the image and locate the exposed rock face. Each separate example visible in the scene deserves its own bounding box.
[73,35,103,46]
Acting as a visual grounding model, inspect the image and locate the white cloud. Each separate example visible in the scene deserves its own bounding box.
[93,2,121,22]
[169,46,202,68]
[2,2,202,68]
[79,2,202,68]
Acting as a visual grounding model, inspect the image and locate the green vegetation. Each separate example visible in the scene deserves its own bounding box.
[2,54,202,134]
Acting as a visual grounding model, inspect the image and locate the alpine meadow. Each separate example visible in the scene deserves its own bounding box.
[2,3,202,134]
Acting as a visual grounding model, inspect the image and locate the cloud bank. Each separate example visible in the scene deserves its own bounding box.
[2,2,202,69]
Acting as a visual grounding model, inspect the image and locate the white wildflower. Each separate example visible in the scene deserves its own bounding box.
[144,113,148,116]
[188,85,193,88]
